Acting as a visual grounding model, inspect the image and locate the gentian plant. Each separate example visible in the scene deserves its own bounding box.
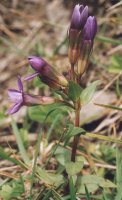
[8,4,97,161]
[7,4,99,196]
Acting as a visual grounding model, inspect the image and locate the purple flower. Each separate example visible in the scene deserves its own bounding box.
[83,16,97,41]
[77,17,97,76]
[28,56,46,73]
[7,76,24,114]
[70,4,88,30]
[25,56,68,89]
[7,76,56,114]
[68,4,88,65]
[81,16,97,59]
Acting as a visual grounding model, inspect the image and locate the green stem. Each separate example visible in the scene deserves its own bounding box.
[71,99,81,162]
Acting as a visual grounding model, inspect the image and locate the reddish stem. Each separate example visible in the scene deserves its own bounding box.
[70,64,75,81]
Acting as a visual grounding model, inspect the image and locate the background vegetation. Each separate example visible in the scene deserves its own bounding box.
[0,0,122,199]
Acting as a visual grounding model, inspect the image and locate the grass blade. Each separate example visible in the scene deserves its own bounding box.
[69,176,76,200]
[85,184,91,200]
[115,147,122,200]
[11,119,30,164]
[86,132,122,144]
[0,147,21,165]
[52,189,64,200]
[29,131,42,199]
[95,103,122,111]
[96,36,122,45]
[42,189,52,200]
[46,114,61,141]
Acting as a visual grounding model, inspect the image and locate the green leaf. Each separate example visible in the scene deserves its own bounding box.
[42,190,52,200]
[0,185,13,200]
[84,185,91,200]
[37,167,64,187]
[80,80,100,105]
[0,177,25,200]
[77,175,116,194]
[68,81,82,102]
[69,176,76,200]
[86,132,122,144]
[52,189,64,200]
[0,147,21,166]
[95,103,122,111]
[54,146,71,166]
[11,119,30,164]
[108,56,122,73]
[115,147,122,200]
[64,125,86,146]
[46,114,62,141]
[29,132,42,199]
[65,161,83,176]
[96,36,122,45]
[28,104,68,123]
[0,110,6,120]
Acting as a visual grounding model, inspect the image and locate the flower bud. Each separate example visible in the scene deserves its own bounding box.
[70,5,88,31]
[83,16,97,41]
[68,46,80,67]
[78,16,97,76]
[26,56,68,90]
[68,5,88,65]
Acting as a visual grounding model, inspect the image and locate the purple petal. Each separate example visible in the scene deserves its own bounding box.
[28,56,46,72]
[79,5,84,13]
[83,16,97,40]
[24,72,39,81]
[7,102,23,114]
[17,76,23,92]
[8,89,20,93]
[80,6,88,27]
[8,89,23,103]
[70,4,81,29]
[91,17,97,39]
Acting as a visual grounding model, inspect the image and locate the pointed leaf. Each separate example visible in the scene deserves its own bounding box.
[65,161,83,176]
[37,167,64,187]
[77,175,116,194]
[95,103,122,111]
[81,80,100,105]
[68,81,82,102]
[64,125,86,146]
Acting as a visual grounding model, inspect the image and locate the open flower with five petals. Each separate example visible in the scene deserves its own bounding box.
[7,76,56,114]
[7,76,24,114]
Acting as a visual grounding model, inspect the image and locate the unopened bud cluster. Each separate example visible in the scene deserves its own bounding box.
[7,4,97,114]
[68,4,97,77]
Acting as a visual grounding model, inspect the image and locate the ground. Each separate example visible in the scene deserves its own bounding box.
[0,0,122,199]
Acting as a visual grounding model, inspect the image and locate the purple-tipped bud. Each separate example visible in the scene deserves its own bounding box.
[70,5,88,30]
[80,6,88,28]
[7,76,56,114]
[83,16,97,41]
[27,56,68,90]
[78,17,97,76]
[68,4,88,66]
[28,56,47,73]
[70,4,82,30]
